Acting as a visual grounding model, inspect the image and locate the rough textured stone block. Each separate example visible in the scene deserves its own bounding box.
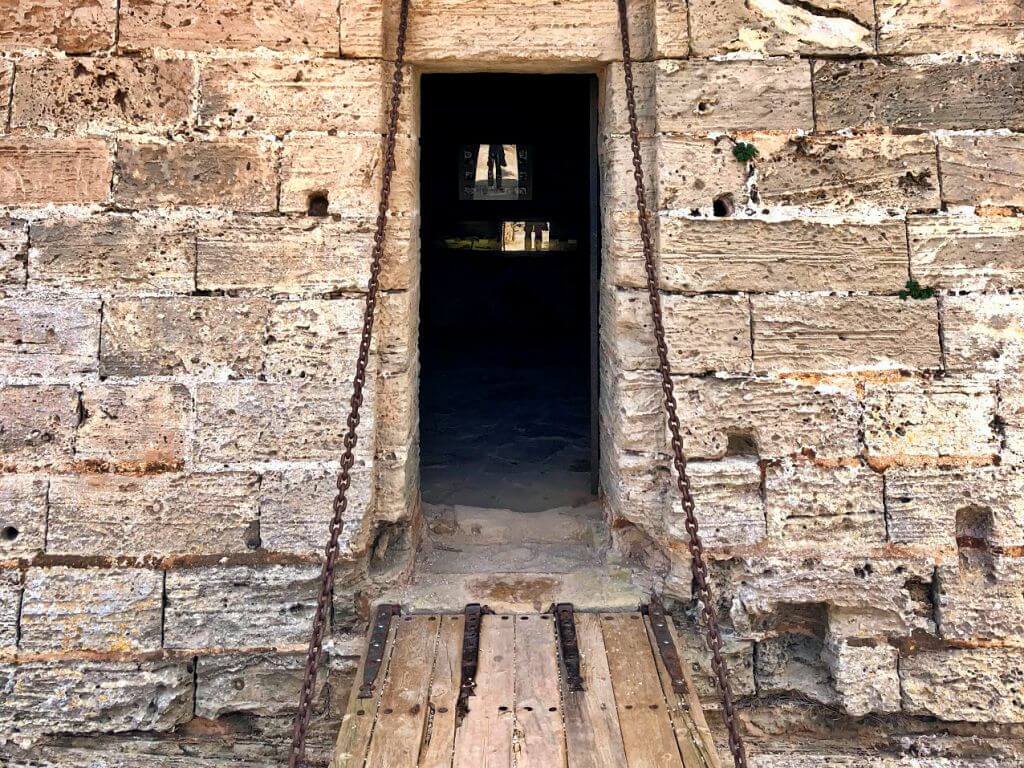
[1000,380,1024,465]
[943,294,1024,374]
[11,57,194,134]
[0,385,78,470]
[863,379,997,464]
[29,214,194,295]
[0,297,99,377]
[671,458,766,548]
[938,134,1024,208]
[0,138,111,204]
[766,462,885,547]
[0,570,20,651]
[0,475,47,557]
[604,288,751,374]
[752,295,941,373]
[689,0,873,56]
[114,139,277,212]
[0,660,192,739]
[164,564,320,649]
[910,215,1024,291]
[47,473,259,557]
[100,297,268,378]
[601,136,658,214]
[0,0,116,52]
[0,219,27,294]
[0,61,10,131]
[655,135,747,212]
[20,567,162,652]
[937,558,1024,643]
[878,0,1024,54]
[901,648,1024,723]
[119,0,339,53]
[814,59,1024,131]
[265,298,365,383]
[758,134,940,210]
[825,640,901,716]
[77,382,190,470]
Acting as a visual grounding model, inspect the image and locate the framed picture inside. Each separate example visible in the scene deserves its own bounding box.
[459,144,533,201]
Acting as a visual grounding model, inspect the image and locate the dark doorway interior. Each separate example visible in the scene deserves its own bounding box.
[419,74,599,513]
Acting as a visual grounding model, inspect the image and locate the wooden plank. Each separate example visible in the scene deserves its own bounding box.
[366,614,442,768]
[601,613,685,768]
[643,615,721,768]
[513,613,566,768]
[420,614,463,768]
[562,613,629,768]
[332,612,400,768]
[453,614,515,768]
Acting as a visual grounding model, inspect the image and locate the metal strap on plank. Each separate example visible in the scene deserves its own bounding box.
[553,602,585,692]
[644,598,686,695]
[357,603,400,699]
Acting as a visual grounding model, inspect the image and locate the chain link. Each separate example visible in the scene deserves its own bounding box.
[286,1,411,765]
[615,2,749,765]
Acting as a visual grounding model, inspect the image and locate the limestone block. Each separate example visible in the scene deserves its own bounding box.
[377,289,417,374]
[29,214,195,294]
[938,134,1024,208]
[259,465,373,556]
[863,379,997,464]
[0,385,78,470]
[901,648,1024,723]
[878,0,1024,54]
[937,558,1024,643]
[824,640,901,717]
[0,0,116,52]
[265,298,366,383]
[194,380,376,464]
[279,134,417,216]
[19,567,162,652]
[0,660,192,739]
[76,382,190,470]
[163,563,320,649]
[119,0,339,54]
[655,135,747,212]
[600,136,657,213]
[814,59,1024,131]
[689,0,873,56]
[671,458,766,548]
[603,288,752,374]
[673,621,757,699]
[0,570,20,651]
[47,472,259,557]
[944,294,1024,374]
[11,56,194,134]
[374,443,418,526]
[0,219,27,294]
[0,297,100,377]
[0,61,10,132]
[0,138,111,204]
[758,134,940,210]
[765,462,885,548]
[884,465,1024,549]
[910,215,1024,292]
[752,295,941,374]
[114,139,277,212]
[100,297,269,378]
[340,0,389,58]
[755,632,836,704]
[0,475,47,557]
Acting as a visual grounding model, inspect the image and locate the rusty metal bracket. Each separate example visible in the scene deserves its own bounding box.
[357,603,400,699]
[552,603,585,692]
[644,598,686,695]
[457,603,488,719]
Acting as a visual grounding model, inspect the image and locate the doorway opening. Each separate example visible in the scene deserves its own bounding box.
[418,73,600,532]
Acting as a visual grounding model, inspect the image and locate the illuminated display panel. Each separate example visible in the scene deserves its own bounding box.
[459,144,533,201]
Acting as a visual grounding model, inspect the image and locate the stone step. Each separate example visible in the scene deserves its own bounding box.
[417,540,602,574]
[422,500,606,548]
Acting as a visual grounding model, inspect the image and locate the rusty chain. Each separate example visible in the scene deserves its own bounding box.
[286,0,411,765]
[615,1,749,765]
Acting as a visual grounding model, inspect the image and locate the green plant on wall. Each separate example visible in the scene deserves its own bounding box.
[732,141,759,163]
[898,279,935,300]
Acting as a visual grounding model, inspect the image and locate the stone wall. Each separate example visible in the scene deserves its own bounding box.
[0,0,1022,764]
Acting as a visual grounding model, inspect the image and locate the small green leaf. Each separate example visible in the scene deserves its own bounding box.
[899,279,935,300]
[732,142,759,163]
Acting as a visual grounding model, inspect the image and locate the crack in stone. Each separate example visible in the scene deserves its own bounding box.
[773,0,869,27]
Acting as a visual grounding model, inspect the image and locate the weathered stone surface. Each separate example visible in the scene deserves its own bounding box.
[671,458,766,548]
[0,385,78,470]
[11,57,194,134]
[0,570,20,651]
[0,0,116,52]
[938,134,1024,208]
[910,214,1024,291]
[100,297,268,378]
[265,299,364,383]
[0,297,99,377]
[0,138,111,204]
[195,381,376,464]
[164,564,319,649]
[0,219,27,294]
[765,462,885,548]
[47,473,259,557]
[77,382,190,470]
[0,61,10,132]
[755,630,836,704]
[119,0,339,53]
[814,59,1024,131]
[0,660,192,739]
[20,567,162,652]
[937,558,1024,643]
[943,294,1024,374]
[999,380,1024,465]
[689,0,873,56]
[758,134,940,210]
[825,640,901,716]
[114,139,277,212]
[878,0,1024,54]
[752,295,941,373]
[901,648,1024,723]
[863,379,998,464]
[0,475,47,557]
[601,137,658,214]
[655,135,747,212]
[604,288,751,374]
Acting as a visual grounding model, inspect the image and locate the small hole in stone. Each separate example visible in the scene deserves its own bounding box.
[307,192,330,217]
[1,526,18,542]
[548,706,557,712]
[712,193,735,218]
